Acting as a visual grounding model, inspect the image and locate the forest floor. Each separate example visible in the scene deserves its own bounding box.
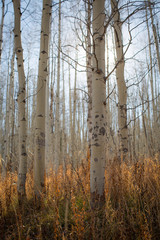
[0,157,160,240]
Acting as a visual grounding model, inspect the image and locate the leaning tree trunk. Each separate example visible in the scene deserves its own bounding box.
[90,0,106,209]
[34,0,52,198]
[111,0,128,161]
[13,0,27,198]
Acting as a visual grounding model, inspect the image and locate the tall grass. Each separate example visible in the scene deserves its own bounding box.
[0,158,160,239]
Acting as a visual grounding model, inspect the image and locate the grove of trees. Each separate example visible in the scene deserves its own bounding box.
[0,0,160,239]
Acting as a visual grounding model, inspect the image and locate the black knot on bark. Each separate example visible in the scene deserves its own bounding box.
[99,127,106,136]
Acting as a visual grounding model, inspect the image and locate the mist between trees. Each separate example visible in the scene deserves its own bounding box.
[0,0,160,239]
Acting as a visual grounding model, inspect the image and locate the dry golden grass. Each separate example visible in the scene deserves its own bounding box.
[0,158,160,239]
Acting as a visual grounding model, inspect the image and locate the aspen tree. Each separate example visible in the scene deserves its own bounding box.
[49,48,56,168]
[146,7,159,154]
[77,98,81,160]
[3,50,11,176]
[111,0,128,161]
[82,98,85,154]
[0,0,4,65]
[34,0,52,197]
[86,0,92,150]
[55,0,61,171]
[90,0,106,208]
[132,110,136,161]
[146,9,156,115]
[45,53,50,173]
[68,60,72,160]
[7,53,15,170]
[62,58,66,171]
[71,51,78,169]
[10,99,15,171]
[148,0,160,74]
[106,33,111,158]
[13,0,27,197]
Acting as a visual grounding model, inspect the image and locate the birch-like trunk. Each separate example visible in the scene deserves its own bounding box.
[49,47,56,168]
[13,0,27,197]
[62,59,66,171]
[68,60,72,165]
[34,0,52,197]
[146,7,159,154]
[71,53,77,169]
[90,0,106,209]
[111,0,128,161]
[148,0,160,74]
[7,53,15,171]
[86,0,92,150]
[3,51,10,176]
[0,0,5,65]
[55,0,61,172]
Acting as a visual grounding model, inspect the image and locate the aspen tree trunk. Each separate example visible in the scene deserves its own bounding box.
[45,52,50,173]
[0,0,5,65]
[77,99,81,160]
[49,43,54,129]
[55,0,61,172]
[90,0,106,209]
[82,99,85,154]
[106,33,111,158]
[111,0,128,161]
[34,0,51,197]
[3,51,11,176]
[13,0,27,197]
[146,8,159,154]
[146,9,156,121]
[137,112,140,159]
[7,53,15,171]
[148,0,160,74]
[10,99,15,171]
[146,94,154,156]
[86,0,92,150]
[132,110,136,162]
[140,91,152,157]
[71,53,77,169]
[9,53,15,170]
[62,58,66,171]
[68,60,72,164]
[49,47,56,168]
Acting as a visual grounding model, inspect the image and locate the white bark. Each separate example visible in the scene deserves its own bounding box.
[13,0,27,196]
[62,58,66,171]
[71,51,77,169]
[55,0,61,172]
[0,0,5,65]
[86,0,92,150]
[68,60,72,164]
[3,51,11,176]
[90,0,106,208]
[111,0,128,161]
[148,0,160,74]
[34,0,52,197]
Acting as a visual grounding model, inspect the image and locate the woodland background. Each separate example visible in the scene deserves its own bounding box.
[0,0,160,239]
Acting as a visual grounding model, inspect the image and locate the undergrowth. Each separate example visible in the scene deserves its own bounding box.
[0,158,160,239]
